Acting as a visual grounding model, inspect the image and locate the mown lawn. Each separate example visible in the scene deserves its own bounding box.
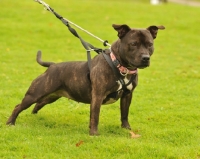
[0,0,199,159]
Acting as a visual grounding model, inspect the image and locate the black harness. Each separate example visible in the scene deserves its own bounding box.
[102,50,137,94]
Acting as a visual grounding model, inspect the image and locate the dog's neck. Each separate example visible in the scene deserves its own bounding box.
[109,51,137,75]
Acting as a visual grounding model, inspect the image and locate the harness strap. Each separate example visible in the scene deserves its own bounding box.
[87,50,92,71]
[102,52,136,93]
[102,52,123,80]
[125,74,136,87]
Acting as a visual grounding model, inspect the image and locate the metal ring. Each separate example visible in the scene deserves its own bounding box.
[120,68,129,76]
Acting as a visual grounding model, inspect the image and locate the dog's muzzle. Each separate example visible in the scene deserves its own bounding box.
[139,55,150,68]
[142,54,150,65]
[142,55,150,63]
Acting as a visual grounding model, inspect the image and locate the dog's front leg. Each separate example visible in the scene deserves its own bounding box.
[120,92,133,130]
[89,93,104,136]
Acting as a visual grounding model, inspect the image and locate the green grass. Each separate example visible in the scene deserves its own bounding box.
[0,0,200,158]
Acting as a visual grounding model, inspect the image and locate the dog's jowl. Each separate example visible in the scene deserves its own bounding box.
[6,24,165,135]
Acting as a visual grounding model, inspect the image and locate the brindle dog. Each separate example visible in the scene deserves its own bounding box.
[6,24,165,135]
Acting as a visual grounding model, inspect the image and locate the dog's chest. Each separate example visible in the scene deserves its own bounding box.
[117,76,133,91]
[103,76,133,105]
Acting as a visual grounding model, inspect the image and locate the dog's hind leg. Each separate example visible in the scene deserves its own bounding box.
[6,73,61,125]
[32,96,61,114]
[6,94,37,125]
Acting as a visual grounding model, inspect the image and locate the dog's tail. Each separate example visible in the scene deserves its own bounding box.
[36,50,55,67]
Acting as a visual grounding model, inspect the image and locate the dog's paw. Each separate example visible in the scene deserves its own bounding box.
[6,120,15,126]
[121,121,131,130]
[89,130,99,136]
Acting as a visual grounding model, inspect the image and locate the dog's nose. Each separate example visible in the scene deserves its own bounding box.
[142,55,150,62]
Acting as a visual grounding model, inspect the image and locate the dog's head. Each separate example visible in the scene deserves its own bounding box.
[111,24,165,69]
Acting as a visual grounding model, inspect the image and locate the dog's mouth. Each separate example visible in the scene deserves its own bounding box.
[126,56,151,69]
[128,61,150,69]
[138,62,150,69]
[138,65,149,69]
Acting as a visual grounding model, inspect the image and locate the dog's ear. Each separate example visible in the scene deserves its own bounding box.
[112,24,131,39]
[147,25,165,39]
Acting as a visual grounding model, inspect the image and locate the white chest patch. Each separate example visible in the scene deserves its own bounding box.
[117,76,133,91]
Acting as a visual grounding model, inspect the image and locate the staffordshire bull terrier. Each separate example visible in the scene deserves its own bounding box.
[6,24,165,135]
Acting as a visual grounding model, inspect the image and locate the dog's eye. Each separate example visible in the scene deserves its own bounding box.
[147,42,153,47]
[130,42,137,46]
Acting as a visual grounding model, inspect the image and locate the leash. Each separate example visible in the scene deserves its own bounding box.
[34,0,111,70]
[34,0,110,50]
[34,0,111,47]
